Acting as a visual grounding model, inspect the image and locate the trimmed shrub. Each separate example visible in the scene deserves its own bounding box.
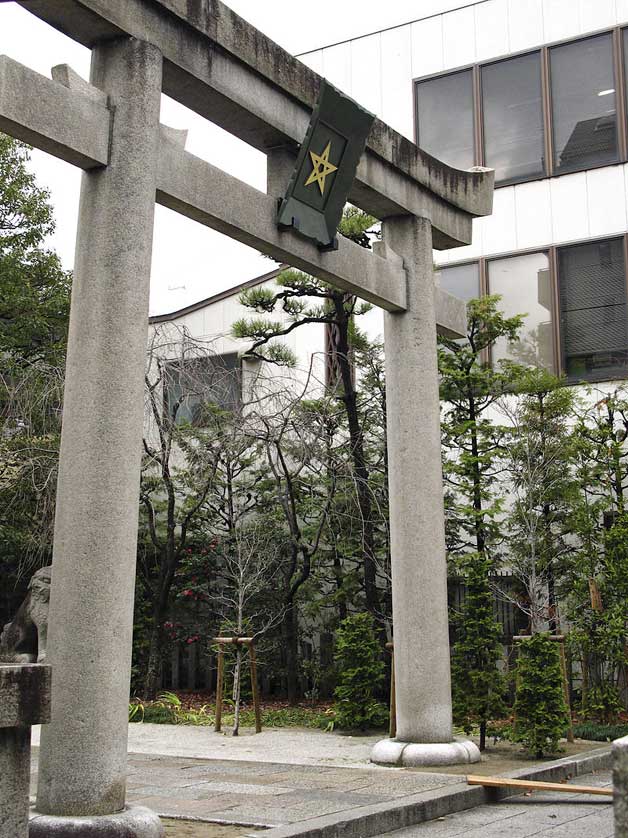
[514,633,568,757]
[333,613,387,730]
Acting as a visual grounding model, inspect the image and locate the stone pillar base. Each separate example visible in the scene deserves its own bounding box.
[371,737,481,767]
[29,805,163,838]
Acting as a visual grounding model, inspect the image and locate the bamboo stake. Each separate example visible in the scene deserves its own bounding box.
[467,775,612,797]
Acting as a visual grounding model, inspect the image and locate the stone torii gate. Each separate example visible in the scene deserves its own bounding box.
[2,1,493,833]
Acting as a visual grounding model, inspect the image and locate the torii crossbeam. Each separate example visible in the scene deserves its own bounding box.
[2,2,494,834]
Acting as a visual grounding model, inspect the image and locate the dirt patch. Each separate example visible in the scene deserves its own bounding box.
[162,818,264,838]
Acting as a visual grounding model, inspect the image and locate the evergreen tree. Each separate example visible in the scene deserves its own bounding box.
[514,633,568,757]
[439,296,523,750]
[450,552,506,750]
[333,612,386,730]
[499,367,578,634]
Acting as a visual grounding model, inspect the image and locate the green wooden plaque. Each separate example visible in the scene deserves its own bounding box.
[277,80,375,249]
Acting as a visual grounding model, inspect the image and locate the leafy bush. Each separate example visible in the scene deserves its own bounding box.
[572,722,628,742]
[333,613,387,731]
[582,683,624,725]
[129,692,212,725]
[513,633,568,757]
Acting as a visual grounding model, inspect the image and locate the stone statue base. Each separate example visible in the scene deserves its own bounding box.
[371,737,481,767]
[29,805,163,838]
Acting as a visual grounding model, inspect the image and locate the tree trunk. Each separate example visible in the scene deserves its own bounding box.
[332,296,379,616]
[144,614,165,700]
[232,647,242,736]
[283,601,299,705]
[479,719,486,752]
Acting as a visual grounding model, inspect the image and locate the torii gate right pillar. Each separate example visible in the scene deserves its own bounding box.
[372,216,481,767]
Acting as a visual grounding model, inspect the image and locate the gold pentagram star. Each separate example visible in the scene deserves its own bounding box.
[304,141,338,195]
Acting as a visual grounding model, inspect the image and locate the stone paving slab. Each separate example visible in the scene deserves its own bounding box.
[373,770,613,837]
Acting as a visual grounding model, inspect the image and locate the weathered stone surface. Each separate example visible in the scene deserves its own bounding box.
[1,727,30,838]
[19,0,494,248]
[614,734,628,837]
[0,56,110,169]
[382,217,453,746]
[35,37,162,819]
[0,664,51,728]
[0,567,51,663]
[29,806,164,838]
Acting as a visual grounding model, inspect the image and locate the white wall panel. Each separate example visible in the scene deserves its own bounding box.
[442,5,477,69]
[475,0,509,62]
[514,180,552,249]
[411,14,444,79]
[543,0,582,43]
[580,0,616,32]
[446,216,484,261]
[381,25,413,139]
[550,172,589,242]
[350,34,382,116]
[618,0,628,26]
[299,49,322,74]
[482,186,517,254]
[321,43,351,95]
[507,0,544,53]
[587,166,627,237]
[434,249,452,266]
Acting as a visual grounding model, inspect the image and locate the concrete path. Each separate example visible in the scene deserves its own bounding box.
[374,769,613,837]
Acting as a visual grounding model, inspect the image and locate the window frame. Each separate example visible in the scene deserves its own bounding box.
[436,232,628,385]
[413,24,628,188]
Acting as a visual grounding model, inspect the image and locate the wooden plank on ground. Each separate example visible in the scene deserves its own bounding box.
[467,775,612,797]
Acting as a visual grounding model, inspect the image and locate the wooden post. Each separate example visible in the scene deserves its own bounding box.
[213,637,262,734]
[558,641,575,743]
[386,642,396,739]
[214,648,224,733]
[247,641,262,734]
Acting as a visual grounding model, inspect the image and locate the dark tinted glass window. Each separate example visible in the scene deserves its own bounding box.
[435,262,480,302]
[558,238,628,381]
[416,70,475,170]
[550,33,617,173]
[482,52,544,183]
[164,353,241,425]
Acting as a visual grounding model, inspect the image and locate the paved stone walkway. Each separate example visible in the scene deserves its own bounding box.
[375,770,613,838]
[124,753,463,827]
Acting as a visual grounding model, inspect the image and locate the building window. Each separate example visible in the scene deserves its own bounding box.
[550,33,618,174]
[558,238,628,382]
[416,69,475,170]
[488,253,553,371]
[481,52,544,184]
[435,262,480,302]
[164,352,241,425]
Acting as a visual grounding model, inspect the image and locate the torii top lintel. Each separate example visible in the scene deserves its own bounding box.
[18,0,494,250]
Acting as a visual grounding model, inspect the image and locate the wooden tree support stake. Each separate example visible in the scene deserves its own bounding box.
[467,775,612,797]
[213,637,262,734]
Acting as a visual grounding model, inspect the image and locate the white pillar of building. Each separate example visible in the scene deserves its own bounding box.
[32,37,164,832]
[371,216,480,767]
